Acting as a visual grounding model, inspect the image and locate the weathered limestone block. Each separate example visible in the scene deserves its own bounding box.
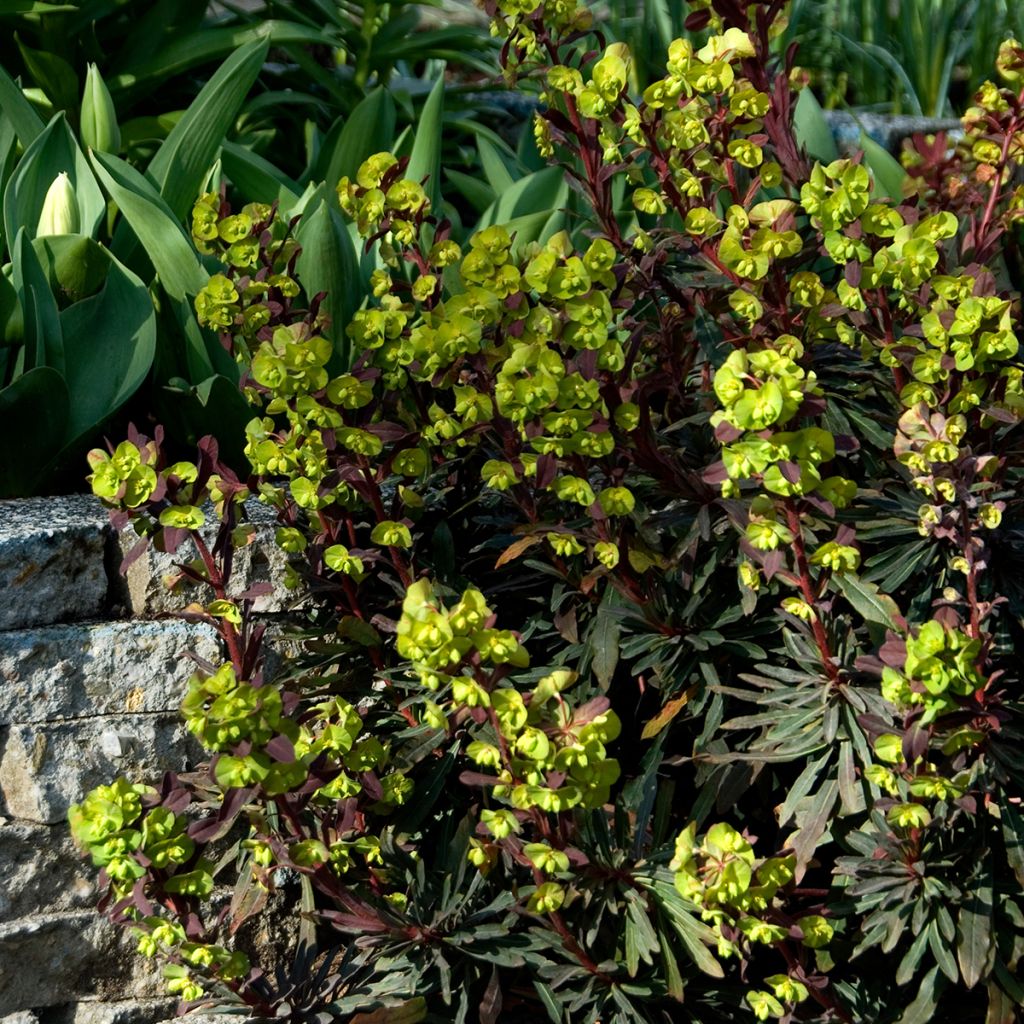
[0,497,113,632]
[0,913,163,1015]
[119,502,291,617]
[0,714,204,825]
[0,821,97,919]
[64,999,178,1024]
[0,621,220,728]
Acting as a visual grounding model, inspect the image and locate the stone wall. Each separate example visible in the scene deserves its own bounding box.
[0,496,284,1024]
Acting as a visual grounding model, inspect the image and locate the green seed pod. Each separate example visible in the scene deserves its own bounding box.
[81,63,121,154]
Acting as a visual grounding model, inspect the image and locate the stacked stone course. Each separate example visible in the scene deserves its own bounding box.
[0,497,284,1024]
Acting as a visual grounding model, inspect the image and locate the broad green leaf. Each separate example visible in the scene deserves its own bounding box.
[3,114,105,247]
[0,62,44,148]
[406,74,445,214]
[32,233,109,303]
[860,131,908,202]
[109,22,322,96]
[89,149,207,301]
[220,140,301,207]
[0,365,68,496]
[296,192,361,368]
[477,136,516,195]
[476,166,568,230]
[16,33,78,112]
[318,88,397,188]
[956,860,994,989]
[836,573,902,631]
[0,265,18,342]
[145,38,269,219]
[182,373,252,468]
[0,1,77,10]
[11,226,62,372]
[444,168,496,214]
[0,110,20,212]
[793,87,839,164]
[53,241,155,443]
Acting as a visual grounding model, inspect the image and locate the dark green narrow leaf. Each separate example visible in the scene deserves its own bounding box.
[1002,803,1024,886]
[835,573,902,631]
[897,966,946,1024]
[590,596,620,692]
[957,860,995,989]
[928,918,959,983]
[789,778,838,872]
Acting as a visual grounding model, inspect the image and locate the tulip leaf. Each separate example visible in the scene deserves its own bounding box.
[0,61,45,148]
[0,365,68,496]
[90,149,207,301]
[794,87,839,164]
[296,191,361,368]
[15,32,79,113]
[11,226,62,373]
[144,38,270,219]
[3,114,105,247]
[322,87,397,188]
[220,140,301,207]
[406,73,445,214]
[57,243,156,442]
[860,131,908,203]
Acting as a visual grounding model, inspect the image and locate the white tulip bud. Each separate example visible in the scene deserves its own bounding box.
[36,172,79,237]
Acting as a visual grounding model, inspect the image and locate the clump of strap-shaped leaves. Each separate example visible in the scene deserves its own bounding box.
[72,2,1024,1022]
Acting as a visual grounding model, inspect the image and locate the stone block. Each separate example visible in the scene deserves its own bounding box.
[0,913,162,1015]
[0,714,204,825]
[0,621,220,728]
[62,998,178,1024]
[0,821,97,919]
[0,497,113,632]
[120,502,291,617]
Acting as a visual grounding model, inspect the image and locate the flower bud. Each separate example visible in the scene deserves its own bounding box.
[36,172,79,237]
[81,63,121,154]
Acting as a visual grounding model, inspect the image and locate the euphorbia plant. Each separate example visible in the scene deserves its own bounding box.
[72,2,1024,1022]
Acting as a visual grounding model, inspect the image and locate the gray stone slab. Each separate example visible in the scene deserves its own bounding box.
[0,820,98,919]
[119,501,291,618]
[0,620,221,727]
[0,913,162,1014]
[66,1000,178,1024]
[0,497,113,631]
[0,714,204,825]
